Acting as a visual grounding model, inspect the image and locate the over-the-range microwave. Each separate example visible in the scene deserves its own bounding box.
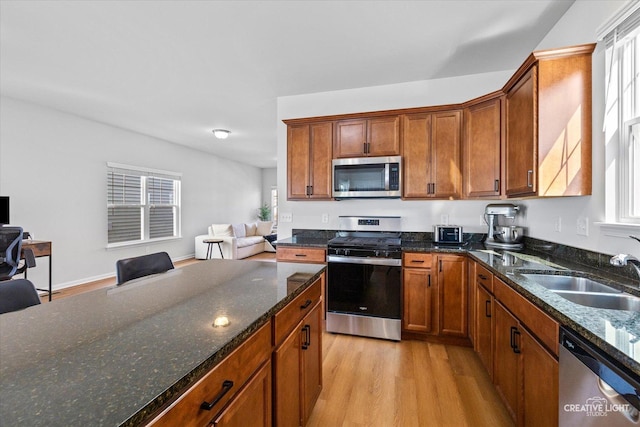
[332,155,402,199]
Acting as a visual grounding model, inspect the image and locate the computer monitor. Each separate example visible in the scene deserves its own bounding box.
[0,197,9,225]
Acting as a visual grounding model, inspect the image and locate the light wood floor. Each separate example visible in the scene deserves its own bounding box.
[308,331,514,427]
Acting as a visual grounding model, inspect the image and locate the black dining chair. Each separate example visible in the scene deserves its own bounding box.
[0,278,41,314]
[115,251,175,285]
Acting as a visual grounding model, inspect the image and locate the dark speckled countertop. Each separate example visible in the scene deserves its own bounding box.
[0,260,325,427]
[279,230,640,379]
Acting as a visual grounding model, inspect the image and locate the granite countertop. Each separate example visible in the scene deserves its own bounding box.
[467,249,640,378]
[279,231,639,378]
[0,260,326,427]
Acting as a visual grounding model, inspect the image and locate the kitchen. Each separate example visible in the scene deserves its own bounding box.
[1,0,639,426]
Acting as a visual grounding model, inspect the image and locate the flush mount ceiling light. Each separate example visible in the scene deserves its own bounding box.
[212,129,231,139]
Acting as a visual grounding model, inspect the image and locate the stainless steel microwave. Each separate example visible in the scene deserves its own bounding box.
[332,156,402,199]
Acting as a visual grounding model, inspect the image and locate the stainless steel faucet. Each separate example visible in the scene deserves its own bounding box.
[610,235,640,282]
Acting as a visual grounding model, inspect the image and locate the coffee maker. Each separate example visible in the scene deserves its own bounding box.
[484,203,525,249]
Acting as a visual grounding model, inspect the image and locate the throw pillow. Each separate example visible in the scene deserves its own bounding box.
[245,223,257,236]
[211,224,234,237]
[256,221,273,236]
[232,223,246,238]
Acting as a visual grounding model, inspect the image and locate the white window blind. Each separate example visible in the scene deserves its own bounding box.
[601,2,640,224]
[107,163,182,246]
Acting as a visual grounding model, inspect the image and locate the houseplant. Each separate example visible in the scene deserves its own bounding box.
[257,203,271,221]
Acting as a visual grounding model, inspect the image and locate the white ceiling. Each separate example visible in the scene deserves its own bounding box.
[0,0,575,168]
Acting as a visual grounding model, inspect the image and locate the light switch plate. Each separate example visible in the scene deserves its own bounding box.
[281,213,292,223]
[576,216,589,236]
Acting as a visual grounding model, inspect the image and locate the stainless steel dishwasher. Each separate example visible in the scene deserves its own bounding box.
[559,327,640,425]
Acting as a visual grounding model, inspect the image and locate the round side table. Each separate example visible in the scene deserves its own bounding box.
[203,238,224,259]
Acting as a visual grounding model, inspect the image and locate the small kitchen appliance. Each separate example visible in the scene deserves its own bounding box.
[484,203,525,249]
[433,225,463,244]
[326,216,402,341]
[332,156,401,199]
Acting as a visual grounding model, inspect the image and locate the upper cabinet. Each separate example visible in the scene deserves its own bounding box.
[283,43,595,201]
[463,94,503,198]
[504,44,595,197]
[403,110,462,199]
[286,122,333,200]
[334,116,400,158]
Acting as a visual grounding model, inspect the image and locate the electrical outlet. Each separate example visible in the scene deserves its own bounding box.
[281,213,292,223]
[576,216,589,236]
[321,213,329,223]
[554,216,562,232]
[440,214,449,225]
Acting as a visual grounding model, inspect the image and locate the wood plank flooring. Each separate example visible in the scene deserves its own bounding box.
[308,331,514,427]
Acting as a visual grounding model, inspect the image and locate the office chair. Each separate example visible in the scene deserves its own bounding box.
[116,251,175,285]
[0,278,41,314]
[0,226,35,280]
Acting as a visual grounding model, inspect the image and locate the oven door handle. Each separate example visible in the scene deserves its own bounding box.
[327,255,401,267]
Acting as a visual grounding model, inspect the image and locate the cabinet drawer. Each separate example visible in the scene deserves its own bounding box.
[277,247,326,263]
[475,264,493,292]
[403,252,433,268]
[493,278,559,355]
[273,278,322,346]
[147,322,272,427]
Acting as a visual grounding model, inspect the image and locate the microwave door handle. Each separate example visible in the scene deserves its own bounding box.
[385,163,390,190]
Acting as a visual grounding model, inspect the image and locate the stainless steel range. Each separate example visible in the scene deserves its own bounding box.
[326,216,402,341]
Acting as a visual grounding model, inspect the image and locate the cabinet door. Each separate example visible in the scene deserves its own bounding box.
[309,122,333,199]
[301,303,322,425]
[521,328,558,427]
[334,119,367,158]
[402,114,431,198]
[431,111,462,199]
[402,267,435,333]
[505,66,537,197]
[463,97,502,198]
[367,116,400,156]
[273,323,303,427]
[475,284,493,379]
[437,255,467,337]
[493,301,519,422]
[287,125,312,200]
[212,361,272,427]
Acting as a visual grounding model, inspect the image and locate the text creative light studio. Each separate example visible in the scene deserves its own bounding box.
[563,396,636,419]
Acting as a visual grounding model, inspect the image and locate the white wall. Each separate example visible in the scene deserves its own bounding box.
[277,0,639,257]
[0,96,263,289]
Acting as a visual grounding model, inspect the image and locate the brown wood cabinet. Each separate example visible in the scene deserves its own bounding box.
[492,278,559,426]
[287,122,332,200]
[402,253,436,334]
[463,94,502,198]
[273,278,323,427]
[475,276,494,379]
[147,322,272,427]
[504,44,595,197]
[402,111,462,199]
[436,254,467,337]
[276,247,326,264]
[334,116,400,158]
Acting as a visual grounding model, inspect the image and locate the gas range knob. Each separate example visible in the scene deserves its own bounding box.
[345,249,350,256]
[375,250,380,257]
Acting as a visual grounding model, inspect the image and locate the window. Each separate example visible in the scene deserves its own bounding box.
[107,163,181,246]
[602,2,640,225]
[271,186,278,231]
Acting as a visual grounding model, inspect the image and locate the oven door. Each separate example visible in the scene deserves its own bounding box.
[327,255,401,319]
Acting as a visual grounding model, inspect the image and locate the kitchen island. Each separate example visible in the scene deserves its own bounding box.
[0,259,325,426]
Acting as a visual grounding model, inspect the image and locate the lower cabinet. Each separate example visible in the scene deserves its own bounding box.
[492,279,559,426]
[274,302,322,427]
[211,360,272,427]
[437,254,468,337]
[402,253,436,334]
[475,282,494,378]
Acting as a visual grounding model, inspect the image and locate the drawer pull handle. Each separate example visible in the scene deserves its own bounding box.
[300,299,312,310]
[478,274,488,280]
[411,260,425,263]
[295,253,307,257]
[200,380,234,410]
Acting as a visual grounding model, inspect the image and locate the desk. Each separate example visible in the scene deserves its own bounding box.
[21,240,52,301]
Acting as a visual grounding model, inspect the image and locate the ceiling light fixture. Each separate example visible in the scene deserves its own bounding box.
[212,129,231,139]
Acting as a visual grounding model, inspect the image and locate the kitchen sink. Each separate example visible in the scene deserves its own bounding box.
[521,273,640,311]
[553,291,640,311]
[520,273,621,293]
